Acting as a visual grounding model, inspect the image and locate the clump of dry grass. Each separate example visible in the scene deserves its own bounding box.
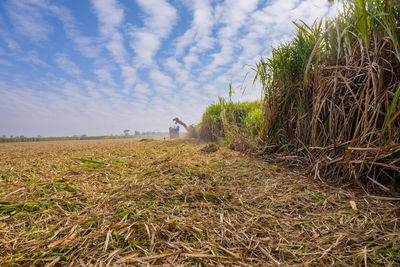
[0,139,399,266]
[200,143,219,153]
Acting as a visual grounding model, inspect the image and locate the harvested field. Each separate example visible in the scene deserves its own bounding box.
[0,139,399,266]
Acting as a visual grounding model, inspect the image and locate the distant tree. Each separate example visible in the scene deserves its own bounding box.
[81,134,87,137]
[1,135,6,138]
[123,129,130,136]
[134,131,140,136]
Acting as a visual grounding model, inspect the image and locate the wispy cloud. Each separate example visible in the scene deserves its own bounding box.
[130,0,177,67]
[149,69,175,89]
[0,58,14,66]
[4,0,53,42]
[129,31,160,67]
[90,0,127,64]
[18,50,49,67]
[207,0,259,70]
[175,0,215,55]
[120,65,137,93]
[55,53,81,78]
[93,65,116,86]
[4,38,20,51]
[134,82,151,96]
[48,5,101,59]
[90,0,141,92]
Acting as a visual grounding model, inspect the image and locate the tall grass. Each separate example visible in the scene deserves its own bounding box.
[258,0,400,190]
[201,0,400,193]
[252,19,325,148]
[199,98,264,149]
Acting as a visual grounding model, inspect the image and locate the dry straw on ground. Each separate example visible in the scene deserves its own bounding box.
[0,139,399,266]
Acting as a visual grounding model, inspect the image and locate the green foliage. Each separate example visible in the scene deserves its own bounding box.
[198,100,224,141]
[250,0,400,147]
[199,98,264,144]
[0,200,48,214]
[250,19,325,146]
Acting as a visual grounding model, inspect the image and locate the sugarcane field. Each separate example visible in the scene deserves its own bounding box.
[0,139,398,266]
[1,0,400,266]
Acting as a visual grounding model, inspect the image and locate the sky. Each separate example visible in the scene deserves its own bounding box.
[0,0,341,137]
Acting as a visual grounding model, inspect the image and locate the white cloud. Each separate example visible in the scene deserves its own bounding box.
[130,30,160,67]
[18,50,48,67]
[149,69,175,89]
[130,0,177,67]
[206,0,259,71]
[252,0,337,38]
[55,53,81,78]
[3,0,102,65]
[120,65,137,93]
[90,0,123,35]
[215,0,259,39]
[175,0,215,55]
[106,32,127,63]
[135,0,177,36]
[163,57,190,84]
[90,0,141,95]
[153,86,171,94]
[175,29,195,57]
[3,0,102,59]
[0,59,14,67]
[5,39,20,51]
[94,66,116,86]
[134,83,151,95]
[48,5,101,59]
[5,0,53,42]
[90,0,128,64]
[182,53,198,68]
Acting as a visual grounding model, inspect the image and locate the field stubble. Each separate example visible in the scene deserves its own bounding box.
[0,139,399,266]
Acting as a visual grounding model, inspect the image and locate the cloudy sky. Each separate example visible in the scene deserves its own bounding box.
[0,0,340,137]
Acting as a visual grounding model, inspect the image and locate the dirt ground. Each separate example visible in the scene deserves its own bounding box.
[0,139,399,266]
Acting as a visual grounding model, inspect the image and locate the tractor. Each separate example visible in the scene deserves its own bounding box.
[169,117,197,139]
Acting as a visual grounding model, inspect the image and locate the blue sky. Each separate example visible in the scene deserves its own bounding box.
[0,0,341,137]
